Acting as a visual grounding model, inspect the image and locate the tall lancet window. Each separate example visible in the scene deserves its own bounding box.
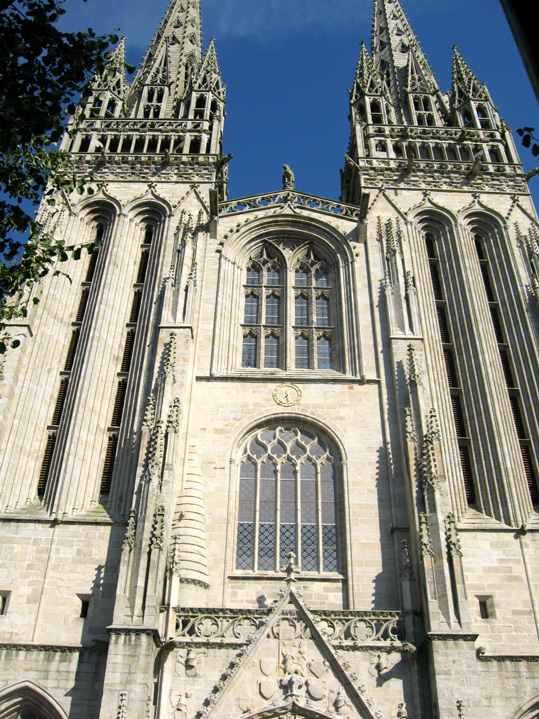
[424,230,478,507]
[474,233,539,505]
[235,425,340,574]
[293,251,333,370]
[38,224,105,499]
[100,221,156,496]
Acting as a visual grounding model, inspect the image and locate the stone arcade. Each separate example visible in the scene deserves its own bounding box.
[1,0,539,717]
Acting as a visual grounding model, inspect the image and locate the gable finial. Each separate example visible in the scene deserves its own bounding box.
[281,551,300,583]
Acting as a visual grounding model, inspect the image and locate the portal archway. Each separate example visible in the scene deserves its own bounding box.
[0,681,68,719]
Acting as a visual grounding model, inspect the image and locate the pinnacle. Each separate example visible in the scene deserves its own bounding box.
[451,46,489,103]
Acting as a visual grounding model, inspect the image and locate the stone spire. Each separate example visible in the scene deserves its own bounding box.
[128,0,203,112]
[451,47,491,107]
[371,0,441,117]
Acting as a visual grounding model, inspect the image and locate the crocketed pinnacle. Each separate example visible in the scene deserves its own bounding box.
[90,37,127,96]
[193,37,225,96]
[451,46,490,106]
[352,41,388,101]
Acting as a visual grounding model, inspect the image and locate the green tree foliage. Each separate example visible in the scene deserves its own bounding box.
[0,0,118,352]
[517,127,539,158]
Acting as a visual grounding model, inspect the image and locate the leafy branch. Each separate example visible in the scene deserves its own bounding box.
[517,126,539,158]
[0,0,119,352]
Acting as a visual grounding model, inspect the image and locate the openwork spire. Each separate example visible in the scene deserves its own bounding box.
[451,47,490,107]
[129,0,203,103]
[371,0,440,104]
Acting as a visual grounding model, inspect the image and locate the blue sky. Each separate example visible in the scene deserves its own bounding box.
[60,0,539,206]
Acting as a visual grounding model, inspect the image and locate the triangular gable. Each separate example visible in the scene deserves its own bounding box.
[200,588,379,719]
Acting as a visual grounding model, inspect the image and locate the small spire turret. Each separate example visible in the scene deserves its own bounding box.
[450,47,500,131]
[353,42,389,101]
[451,47,490,106]
[81,38,127,122]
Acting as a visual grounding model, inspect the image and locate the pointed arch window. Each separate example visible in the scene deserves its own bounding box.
[235,425,341,574]
[409,94,436,127]
[241,245,336,371]
[473,232,539,505]
[424,230,478,507]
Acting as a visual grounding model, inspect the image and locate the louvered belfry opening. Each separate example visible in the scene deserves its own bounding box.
[425,231,477,506]
[100,222,156,495]
[474,233,539,505]
[38,225,105,499]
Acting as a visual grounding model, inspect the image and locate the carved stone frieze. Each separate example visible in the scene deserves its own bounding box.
[173,608,404,648]
[68,154,216,183]
[219,191,361,221]
[355,158,528,194]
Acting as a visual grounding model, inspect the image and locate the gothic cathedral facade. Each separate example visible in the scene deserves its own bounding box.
[1,0,539,717]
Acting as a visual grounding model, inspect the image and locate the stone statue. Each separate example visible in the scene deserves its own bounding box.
[282,164,295,191]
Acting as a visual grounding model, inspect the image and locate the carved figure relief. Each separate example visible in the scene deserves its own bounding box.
[175,648,207,677]
[170,690,194,719]
[280,645,307,700]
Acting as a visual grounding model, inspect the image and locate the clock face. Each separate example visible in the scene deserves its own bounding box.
[272,383,302,407]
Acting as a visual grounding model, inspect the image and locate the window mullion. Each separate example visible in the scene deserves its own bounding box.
[253,464,261,572]
[285,272,294,370]
[275,464,282,572]
[296,461,302,568]
[316,463,323,572]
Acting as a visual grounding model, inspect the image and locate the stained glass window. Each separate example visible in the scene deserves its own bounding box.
[235,425,340,574]
[242,245,335,370]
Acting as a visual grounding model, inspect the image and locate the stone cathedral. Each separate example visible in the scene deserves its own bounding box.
[1,0,539,716]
